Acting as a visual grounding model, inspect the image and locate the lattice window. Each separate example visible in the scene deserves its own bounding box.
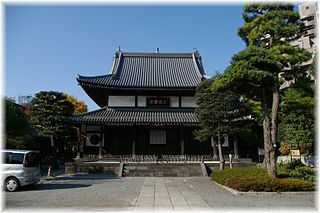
[150,130,166,144]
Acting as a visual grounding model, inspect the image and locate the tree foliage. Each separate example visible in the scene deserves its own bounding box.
[195,77,254,142]
[29,91,74,138]
[211,3,311,177]
[5,97,30,136]
[279,78,314,154]
[64,93,88,114]
[5,97,35,149]
[238,3,302,47]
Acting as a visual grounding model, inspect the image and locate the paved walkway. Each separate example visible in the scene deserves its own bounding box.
[135,177,210,210]
[5,175,316,211]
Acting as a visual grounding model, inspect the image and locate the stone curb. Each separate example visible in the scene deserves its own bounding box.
[212,181,315,196]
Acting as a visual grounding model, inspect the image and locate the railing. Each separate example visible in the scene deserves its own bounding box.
[82,154,216,163]
[120,155,158,163]
[161,155,213,163]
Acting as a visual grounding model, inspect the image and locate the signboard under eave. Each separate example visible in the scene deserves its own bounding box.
[147,97,170,108]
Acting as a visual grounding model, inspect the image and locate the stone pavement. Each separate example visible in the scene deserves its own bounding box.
[5,175,316,211]
[135,177,211,211]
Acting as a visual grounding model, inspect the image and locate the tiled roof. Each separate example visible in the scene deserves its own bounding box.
[77,51,206,89]
[70,107,200,126]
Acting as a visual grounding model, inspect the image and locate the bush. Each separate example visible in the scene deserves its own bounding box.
[211,167,314,192]
[279,141,290,155]
[277,160,315,182]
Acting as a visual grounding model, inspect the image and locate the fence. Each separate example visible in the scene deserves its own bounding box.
[82,154,217,163]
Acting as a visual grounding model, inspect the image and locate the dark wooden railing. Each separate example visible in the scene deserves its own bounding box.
[82,154,216,163]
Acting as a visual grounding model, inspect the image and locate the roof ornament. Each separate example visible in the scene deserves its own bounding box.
[193,48,198,53]
[156,47,160,53]
[116,46,121,52]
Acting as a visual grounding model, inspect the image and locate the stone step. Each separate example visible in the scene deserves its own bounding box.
[122,163,204,177]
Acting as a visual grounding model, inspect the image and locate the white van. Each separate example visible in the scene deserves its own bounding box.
[2,149,41,192]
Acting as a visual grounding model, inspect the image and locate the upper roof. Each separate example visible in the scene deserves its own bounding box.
[77,50,206,89]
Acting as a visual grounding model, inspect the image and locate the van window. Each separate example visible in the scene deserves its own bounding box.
[24,152,40,167]
[4,152,24,164]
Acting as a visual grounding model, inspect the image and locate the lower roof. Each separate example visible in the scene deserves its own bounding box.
[70,107,200,126]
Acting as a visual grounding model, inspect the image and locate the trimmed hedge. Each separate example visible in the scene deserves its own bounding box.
[211,167,314,192]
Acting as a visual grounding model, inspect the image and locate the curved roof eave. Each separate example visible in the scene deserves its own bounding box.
[78,82,197,91]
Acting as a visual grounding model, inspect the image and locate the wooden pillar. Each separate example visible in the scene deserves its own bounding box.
[132,141,136,155]
[132,127,136,155]
[76,127,81,159]
[211,136,218,160]
[79,124,86,158]
[234,134,239,159]
[98,125,104,159]
[180,127,185,155]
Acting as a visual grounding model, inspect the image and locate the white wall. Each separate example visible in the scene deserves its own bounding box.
[181,96,197,107]
[108,96,135,107]
[137,96,146,107]
[170,96,179,107]
[108,96,197,108]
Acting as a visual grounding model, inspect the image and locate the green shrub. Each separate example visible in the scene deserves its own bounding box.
[285,159,304,169]
[211,167,268,185]
[289,167,315,182]
[211,166,314,192]
[277,160,315,182]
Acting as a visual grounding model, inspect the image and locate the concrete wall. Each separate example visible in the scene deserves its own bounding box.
[277,155,315,167]
[65,161,120,175]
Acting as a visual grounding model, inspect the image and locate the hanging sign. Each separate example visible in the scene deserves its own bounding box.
[147,97,170,108]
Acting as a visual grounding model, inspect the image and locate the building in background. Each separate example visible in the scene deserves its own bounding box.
[282,1,318,88]
[296,1,318,59]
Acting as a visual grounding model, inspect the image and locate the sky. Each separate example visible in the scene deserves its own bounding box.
[6,3,251,111]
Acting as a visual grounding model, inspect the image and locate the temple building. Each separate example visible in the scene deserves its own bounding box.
[71,49,232,157]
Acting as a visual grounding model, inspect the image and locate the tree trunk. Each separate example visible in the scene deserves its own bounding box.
[211,137,219,160]
[270,87,279,175]
[217,133,225,170]
[262,89,276,177]
[50,135,58,169]
[233,134,239,159]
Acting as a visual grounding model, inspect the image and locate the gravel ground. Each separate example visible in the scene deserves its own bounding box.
[3,175,316,211]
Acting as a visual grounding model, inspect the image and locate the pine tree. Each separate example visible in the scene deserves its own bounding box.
[195,76,254,168]
[29,91,74,166]
[212,3,311,177]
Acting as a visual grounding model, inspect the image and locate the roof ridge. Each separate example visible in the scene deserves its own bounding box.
[121,52,194,57]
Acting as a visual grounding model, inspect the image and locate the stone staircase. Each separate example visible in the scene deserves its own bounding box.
[122,163,206,177]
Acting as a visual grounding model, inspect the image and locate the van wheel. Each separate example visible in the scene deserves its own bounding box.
[5,177,20,192]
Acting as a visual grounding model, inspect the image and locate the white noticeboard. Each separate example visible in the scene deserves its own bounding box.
[258,148,265,156]
[222,134,229,147]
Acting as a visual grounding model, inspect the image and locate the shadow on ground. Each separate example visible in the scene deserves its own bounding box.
[53,174,120,181]
[19,183,91,191]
